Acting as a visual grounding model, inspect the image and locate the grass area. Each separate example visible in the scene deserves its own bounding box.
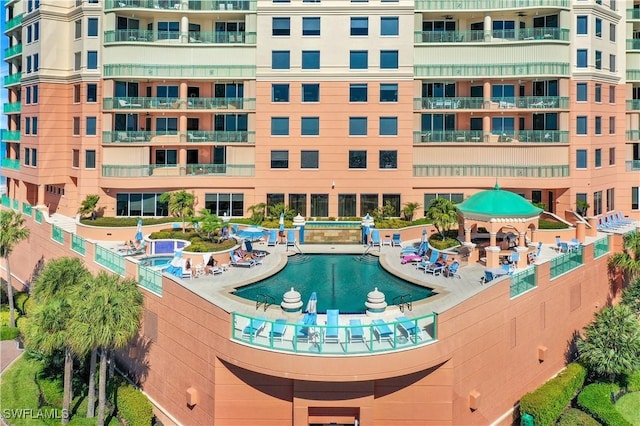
[539,218,570,229]
[0,356,119,425]
[556,407,600,426]
[616,392,640,425]
[0,306,21,341]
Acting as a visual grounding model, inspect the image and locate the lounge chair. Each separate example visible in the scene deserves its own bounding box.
[348,319,364,343]
[244,240,267,257]
[295,320,309,343]
[416,249,439,273]
[267,229,277,247]
[528,242,543,264]
[481,270,494,285]
[118,99,142,108]
[392,233,402,247]
[396,316,421,342]
[286,230,296,248]
[371,319,394,344]
[202,254,223,275]
[370,230,381,248]
[270,319,287,342]
[615,211,633,225]
[445,260,461,279]
[325,309,340,343]
[229,251,256,268]
[242,317,266,339]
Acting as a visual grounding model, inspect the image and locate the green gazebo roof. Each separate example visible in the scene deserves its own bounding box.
[456,184,543,218]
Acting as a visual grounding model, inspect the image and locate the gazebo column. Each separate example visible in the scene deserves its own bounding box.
[518,231,527,247]
[489,231,497,248]
[485,245,500,268]
[464,226,472,244]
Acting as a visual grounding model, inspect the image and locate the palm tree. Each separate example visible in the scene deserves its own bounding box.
[247,202,266,224]
[401,202,421,222]
[71,272,143,426]
[425,198,457,241]
[193,208,223,242]
[77,194,100,220]
[0,210,30,328]
[609,230,640,281]
[159,190,195,233]
[576,304,640,382]
[621,276,640,317]
[30,257,91,424]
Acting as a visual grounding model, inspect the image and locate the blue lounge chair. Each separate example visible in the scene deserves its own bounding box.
[242,317,266,339]
[416,249,439,272]
[481,270,494,285]
[267,229,277,247]
[325,309,340,343]
[615,211,633,225]
[392,233,402,247]
[372,319,394,344]
[270,319,287,342]
[370,230,381,248]
[244,240,267,257]
[348,319,364,343]
[286,230,296,247]
[396,316,421,342]
[229,251,256,268]
[295,320,309,343]
[445,261,461,279]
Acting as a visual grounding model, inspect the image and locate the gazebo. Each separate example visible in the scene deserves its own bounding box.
[456,184,543,268]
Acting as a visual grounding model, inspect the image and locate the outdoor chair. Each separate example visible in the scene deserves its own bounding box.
[396,316,421,342]
[270,319,287,343]
[348,319,364,343]
[267,229,277,247]
[242,317,266,339]
[325,310,340,343]
[392,233,402,247]
[372,319,394,344]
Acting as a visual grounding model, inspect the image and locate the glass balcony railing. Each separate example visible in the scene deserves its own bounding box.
[627,39,640,50]
[413,96,568,110]
[188,31,256,44]
[104,0,256,11]
[102,163,255,177]
[414,63,569,78]
[103,97,255,110]
[3,44,22,59]
[626,160,640,171]
[186,130,254,143]
[4,14,23,33]
[510,268,536,298]
[186,97,255,110]
[626,99,640,110]
[102,131,178,143]
[550,246,583,278]
[413,130,484,143]
[3,73,22,87]
[104,30,256,44]
[103,64,255,79]
[414,27,569,43]
[627,8,640,20]
[1,158,21,170]
[1,130,21,141]
[415,0,570,10]
[627,130,640,141]
[514,130,569,143]
[413,164,569,178]
[413,130,568,143]
[3,102,21,114]
[231,312,438,355]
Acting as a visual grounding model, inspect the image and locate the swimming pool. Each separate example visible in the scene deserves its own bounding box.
[233,254,435,314]
[138,256,174,268]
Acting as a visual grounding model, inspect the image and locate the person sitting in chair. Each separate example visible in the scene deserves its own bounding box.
[235,249,256,261]
[205,255,218,275]
[184,258,193,278]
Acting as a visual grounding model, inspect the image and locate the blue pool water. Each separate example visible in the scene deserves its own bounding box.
[233,254,435,314]
[138,256,174,268]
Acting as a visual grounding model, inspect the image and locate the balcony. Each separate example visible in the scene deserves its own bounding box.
[103,64,255,79]
[626,160,640,171]
[186,130,254,143]
[1,158,21,170]
[104,30,256,44]
[628,8,640,20]
[186,97,255,110]
[414,28,569,44]
[3,102,21,114]
[1,130,21,142]
[414,63,569,78]
[3,73,22,87]
[413,130,484,143]
[4,14,23,33]
[629,70,640,82]
[413,130,568,143]
[627,100,640,110]
[414,0,570,10]
[104,0,256,11]
[413,164,569,178]
[102,131,176,143]
[627,130,640,141]
[102,163,255,177]
[3,44,22,60]
[413,96,568,110]
[102,97,255,110]
[627,39,640,50]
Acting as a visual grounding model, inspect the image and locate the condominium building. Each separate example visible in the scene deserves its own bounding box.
[2,0,640,218]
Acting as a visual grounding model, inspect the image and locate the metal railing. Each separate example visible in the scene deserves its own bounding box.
[550,246,583,278]
[22,202,32,216]
[3,73,22,87]
[186,130,254,143]
[3,102,21,114]
[102,131,177,143]
[95,245,125,276]
[184,164,255,176]
[104,30,256,44]
[510,267,536,298]
[626,160,640,171]
[413,130,568,143]
[414,96,568,110]
[187,31,256,44]
[102,163,255,177]
[593,236,610,259]
[1,158,20,170]
[414,27,568,43]
[4,14,23,32]
[35,209,43,223]
[413,164,569,178]
[231,312,438,355]
[414,0,570,10]
[52,226,65,244]
[72,234,86,255]
[138,265,163,296]
[2,130,20,141]
[103,64,256,79]
[186,97,254,110]
[105,0,256,11]
[3,44,22,59]
[414,63,569,78]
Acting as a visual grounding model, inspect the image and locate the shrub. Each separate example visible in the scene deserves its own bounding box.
[555,408,600,426]
[520,363,587,426]
[623,370,640,392]
[0,326,19,340]
[577,383,632,426]
[428,237,459,250]
[14,292,31,316]
[116,383,154,426]
[539,219,570,230]
[80,217,176,227]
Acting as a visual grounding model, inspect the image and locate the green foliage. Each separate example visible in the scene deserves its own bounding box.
[615,391,640,425]
[555,408,600,426]
[621,276,640,317]
[80,217,176,227]
[577,383,632,426]
[576,200,590,216]
[268,203,295,220]
[116,384,154,426]
[371,201,398,221]
[425,198,457,241]
[428,237,459,250]
[624,370,640,392]
[77,194,100,218]
[519,363,587,426]
[609,231,640,280]
[247,203,266,225]
[193,209,224,241]
[538,219,570,230]
[14,292,31,316]
[159,190,195,233]
[148,229,236,252]
[402,202,421,222]
[0,326,19,340]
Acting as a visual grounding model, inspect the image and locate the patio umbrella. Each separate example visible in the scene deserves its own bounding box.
[237,226,268,241]
[135,219,143,242]
[279,212,285,233]
[421,228,427,243]
[305,292,318,325]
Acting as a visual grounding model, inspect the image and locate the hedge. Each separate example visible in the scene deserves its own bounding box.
[519,363,587,426]
[577,383,633,426]
[624,370,640,392]
[117,383,154,426]
[556,408,600,426]
[0,326,19,341]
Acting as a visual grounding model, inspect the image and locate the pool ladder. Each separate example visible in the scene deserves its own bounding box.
[256,294,275,312]
[393,294,413,313]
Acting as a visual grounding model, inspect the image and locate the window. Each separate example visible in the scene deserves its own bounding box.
[350,51,368,69]
[271,150,289,168]
[609,85,616,103]
[382,194,400,216]
[595,84,602,102]
[302,17,320,36]
[302,84,319,102]
[271,117,290,136]
[380,83,398,102]
[349,84,367,102]
[606,188,615,212]
[26,56,32,73]
[73,117,80,135]
[301,117,319,136]
[74,85,81,103]
[593,191,603,215]
[272,84,290,102]
[350,17,368,36]
[272,51,290,70]
[302,51,320,69]
[610,55,616,72]
[338,194,356,217]
[301,150,319,168]
[576,149,588,168]
[117,193,169,217]
[349,117,367,136]
[266,194,285,212]
[360,194,378,216]
[156,117,178,134]
[272,17,290,36]
[577,16,588,34]
[379,150,397,168]
[610,23,616,41]
[576,83,587,101]
[75,19,82,39]
[25,117,31,135]
[203,193,244,217]
[27,26,32,43]
[577,49,588,68]
[72,149,80,168]
[289,194,307,216]
[609,147,615,165]
[595,51,602,70]
[380,50,398,69]
[632,187,639,210]
[86,117,97,135]
[87,51,98,70]
[26,86,31,104]
[33,54,39,72]
[576,116,587,135]
[379,117,398,136]
[157,21,179,39]
[423,193,464,213]
[380,17,399,36]
[88,18,98,36]
[33,85,39,103]
[24,148,30,166]
[155,149,177,166]
[310,194,329,217]
[595,116,602,135]
[349,150,367,168]
[609,116,615,134]
[87,84,97,102]
[32,117,38,135]
[85,150,96,169]
[595,148,602,167]
[595,17,602,37]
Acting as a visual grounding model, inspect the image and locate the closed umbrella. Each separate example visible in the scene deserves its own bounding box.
[135,219,143,242]
[279,213,285,242]
[305,292,317,325]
